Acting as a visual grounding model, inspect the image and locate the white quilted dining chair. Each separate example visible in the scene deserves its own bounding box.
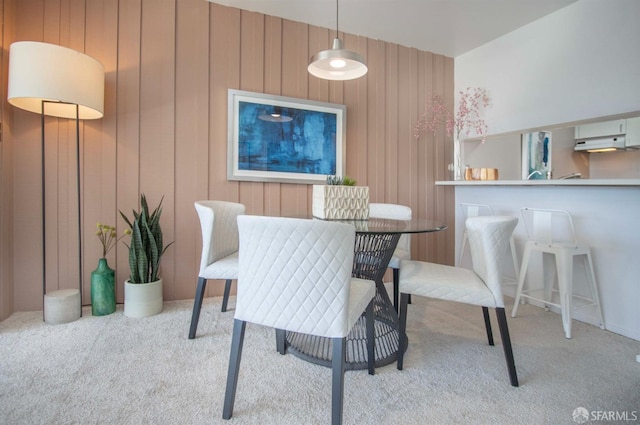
[458,203,520,282]
[397,216,519,387]
[188,200,245,339]
[223,216,376,425]
[369,203,412,310]
[458,203,494,266]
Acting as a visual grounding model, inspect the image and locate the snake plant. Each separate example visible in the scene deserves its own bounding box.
[120,194,173,283]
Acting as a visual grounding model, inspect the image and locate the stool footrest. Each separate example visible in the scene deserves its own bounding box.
[518,288,599,310]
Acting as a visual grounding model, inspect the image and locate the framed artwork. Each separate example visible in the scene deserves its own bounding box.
[227,89,346,184]
[521,131,552,180]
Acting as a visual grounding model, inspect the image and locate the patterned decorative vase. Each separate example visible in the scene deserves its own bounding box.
[312,185,370,220]
[90,258,116,316]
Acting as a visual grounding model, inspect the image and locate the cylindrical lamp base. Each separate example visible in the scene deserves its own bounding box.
[44,289,81,325]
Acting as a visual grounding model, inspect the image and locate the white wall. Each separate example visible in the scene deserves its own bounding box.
[455,0,640,136]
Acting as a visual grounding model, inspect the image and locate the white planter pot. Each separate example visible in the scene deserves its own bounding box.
[312,185,370,220]
[124,279,163,318]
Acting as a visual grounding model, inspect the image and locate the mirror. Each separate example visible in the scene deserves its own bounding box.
[462,113,640,180]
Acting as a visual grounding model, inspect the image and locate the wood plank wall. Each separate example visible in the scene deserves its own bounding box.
[0,0,455,317]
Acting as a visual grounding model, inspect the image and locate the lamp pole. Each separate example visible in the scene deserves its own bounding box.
[41,101,84,318]
[75,104,83,315]
[41,102,46,319]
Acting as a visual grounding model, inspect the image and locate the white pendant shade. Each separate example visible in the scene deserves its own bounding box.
[308,38,367,81]
[8,41,105,120]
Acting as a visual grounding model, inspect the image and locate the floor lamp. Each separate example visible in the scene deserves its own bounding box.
[7,41,104,322]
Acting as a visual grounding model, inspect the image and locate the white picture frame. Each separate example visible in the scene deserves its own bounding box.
[227,89,346,184]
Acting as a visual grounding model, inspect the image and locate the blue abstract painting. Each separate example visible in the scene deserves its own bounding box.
[228,90,345,184]
[237,101,337,175]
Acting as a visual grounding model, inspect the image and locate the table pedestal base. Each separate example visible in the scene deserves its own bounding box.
[286,287,406,370]
[286,232,404,370]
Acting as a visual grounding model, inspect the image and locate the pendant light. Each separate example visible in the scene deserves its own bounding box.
[308,0,367,81]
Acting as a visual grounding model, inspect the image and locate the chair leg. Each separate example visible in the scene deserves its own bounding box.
[331,337,346,425]
[495,307,519,387]
[188,277,207,339]
[221,279,233,312]
[393,269,411,309]
[397,293,410,370]
[365,300,375,375]
[482,306,494,346]
[392,268,400,312]
[512,244,532,318]
[223,319,247,420]
[275,329,287,355]
[457,231,468,266]
[584,251,605,330]
[509,236,520,278]
[542,252,557,311]
[556,251,573,339]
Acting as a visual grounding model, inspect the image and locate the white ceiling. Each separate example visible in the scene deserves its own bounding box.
[209,0,578,57]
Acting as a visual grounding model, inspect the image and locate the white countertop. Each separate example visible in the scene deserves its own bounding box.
[436,179,640,186]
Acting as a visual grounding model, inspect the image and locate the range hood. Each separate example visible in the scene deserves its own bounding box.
[574,117,640,152]
[574,136,627,153]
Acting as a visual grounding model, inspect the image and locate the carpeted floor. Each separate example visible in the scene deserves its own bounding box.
[1,295,638,425]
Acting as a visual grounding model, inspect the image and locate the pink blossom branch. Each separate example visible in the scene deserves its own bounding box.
[414,87,490,141]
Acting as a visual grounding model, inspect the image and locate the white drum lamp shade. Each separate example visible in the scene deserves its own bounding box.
[8,41,104,119]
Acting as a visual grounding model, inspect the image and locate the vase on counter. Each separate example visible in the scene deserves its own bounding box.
[90,258,116,316]
[452,137,464,181]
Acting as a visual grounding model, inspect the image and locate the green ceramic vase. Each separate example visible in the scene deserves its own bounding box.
[91,258,116,316]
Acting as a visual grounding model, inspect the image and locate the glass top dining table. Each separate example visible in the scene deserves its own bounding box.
[320,217,447,234]
[285,216,447,370]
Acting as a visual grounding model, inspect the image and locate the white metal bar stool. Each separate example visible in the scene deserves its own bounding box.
[458,203,520,282]
[511,208,605,339]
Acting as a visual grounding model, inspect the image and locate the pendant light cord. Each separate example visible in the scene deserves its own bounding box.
[336,0,339,36]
